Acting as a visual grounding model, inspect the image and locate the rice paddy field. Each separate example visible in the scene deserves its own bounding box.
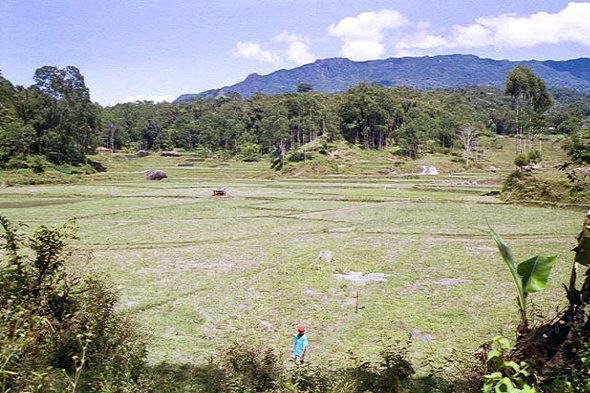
[0,139,585,375]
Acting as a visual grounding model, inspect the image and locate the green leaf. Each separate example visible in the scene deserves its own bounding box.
[517,256,557,293]
[505,361,520,372]
[490,226,526,319]
[497,337,512,350]
[487,349,502,362]
[496,377,515,392]
[573,227,590,267]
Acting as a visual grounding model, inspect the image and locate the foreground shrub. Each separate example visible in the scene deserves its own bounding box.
[0,217,149,392]
[480,211,590,392]
[187,340,415,393]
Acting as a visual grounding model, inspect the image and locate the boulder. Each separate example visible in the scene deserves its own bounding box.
[95,146,113,154]
[161,151,181,157]
[419,165,439,175]
[145,170,167,180]
[317,250,334,263]
[259,320,273,332]
[137,150,149,157]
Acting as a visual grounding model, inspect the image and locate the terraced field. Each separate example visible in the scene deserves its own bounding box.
[0,146,584,374]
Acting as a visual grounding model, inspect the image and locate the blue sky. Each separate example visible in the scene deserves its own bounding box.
[1,0,589,106]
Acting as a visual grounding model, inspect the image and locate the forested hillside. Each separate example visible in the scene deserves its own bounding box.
[1,66,589,171]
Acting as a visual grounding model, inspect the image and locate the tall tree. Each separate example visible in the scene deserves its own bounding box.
[506,66,552,154]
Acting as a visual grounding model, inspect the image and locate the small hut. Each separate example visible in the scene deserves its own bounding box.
[212,187,227,196]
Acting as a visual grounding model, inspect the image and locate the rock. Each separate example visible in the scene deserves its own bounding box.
[332,271,388,285]
[95,146,113,154]
[419,165,438,175]
[317,250,334,263]
[161,151,181,157]
[137,150,149,157]
[435,279,463,286]
[524,164,542,172]
[412,329,434,342]
[259,320,273,332]
[144,170,168,180]
[489,166,498,172]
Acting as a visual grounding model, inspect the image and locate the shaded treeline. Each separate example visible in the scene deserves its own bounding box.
[1,66,589,168]
[97,85,514,159]
[0,67,100,166]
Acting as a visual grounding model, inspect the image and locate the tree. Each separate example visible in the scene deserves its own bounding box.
[506,66,552,155]
[457,126,481,161]
[395,113,431,158]
[296,83,314,93]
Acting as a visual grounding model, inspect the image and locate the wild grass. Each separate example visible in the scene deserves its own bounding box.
[0,137,584,380]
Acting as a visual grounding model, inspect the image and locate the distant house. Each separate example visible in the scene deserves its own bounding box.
[95,146,113,154]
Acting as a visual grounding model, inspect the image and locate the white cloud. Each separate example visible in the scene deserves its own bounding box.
[286,41,315,65]
[273,31,316,65]
[122,94,175,103]
[328,10,408,41]
[341,40,385,61]
[451,24,494,48]
[274,31,306,44]
[329,10,408,60]
[474,2,590,48]
[233,36,315,66]
[234,41,282,64]
[396,31,451,51]
[416,20,432,30]
[391,2,590,56]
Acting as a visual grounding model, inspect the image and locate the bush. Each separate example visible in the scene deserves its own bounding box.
[55,163,85,175]
[514,154,530,167]
[6,156,28,169]
[28,155,49,173]
[191,340,415,393]
[287,151,313,163]
[569,143,590,164]
[514,150,543,168]
[240,143,261,162]
[528,149,542,164]
[0,217,149,392]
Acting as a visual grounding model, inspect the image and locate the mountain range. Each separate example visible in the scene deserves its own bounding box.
[174,54,590,103]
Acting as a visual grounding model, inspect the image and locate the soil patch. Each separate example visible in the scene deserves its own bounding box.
[332,271,388,285]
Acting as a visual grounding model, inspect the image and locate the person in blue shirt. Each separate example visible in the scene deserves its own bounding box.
[292,326,308,363]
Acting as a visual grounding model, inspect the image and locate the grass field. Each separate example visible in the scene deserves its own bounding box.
[0,138,585,376]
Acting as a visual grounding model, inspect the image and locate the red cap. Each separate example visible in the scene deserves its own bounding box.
[298,326,305,332]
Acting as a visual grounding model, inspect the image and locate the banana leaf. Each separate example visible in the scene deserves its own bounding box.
[517,256,557,294]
